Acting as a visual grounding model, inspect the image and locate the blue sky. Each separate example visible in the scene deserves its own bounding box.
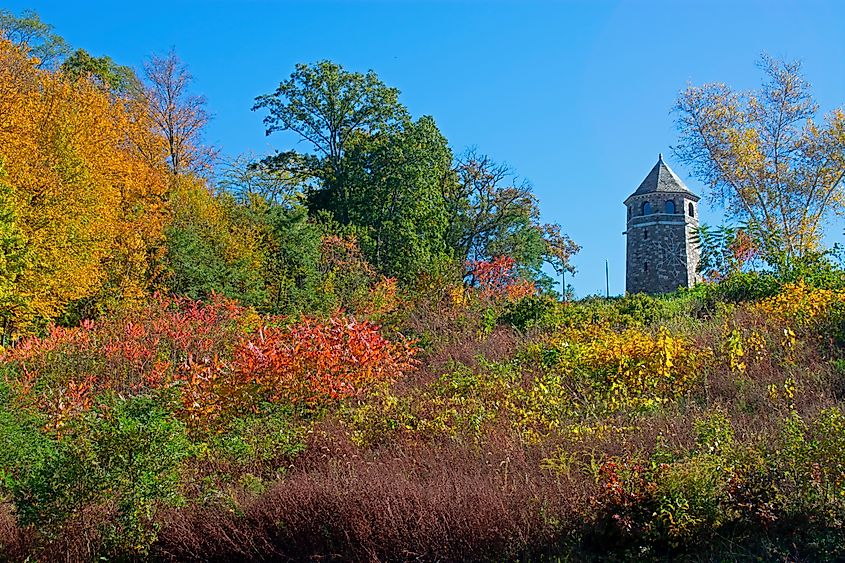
[7,0,845,296]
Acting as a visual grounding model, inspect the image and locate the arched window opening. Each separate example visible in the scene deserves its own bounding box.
[664,200,676,214]
[628,206,632,218]
[688,202,695,217]
[642,201,652,215]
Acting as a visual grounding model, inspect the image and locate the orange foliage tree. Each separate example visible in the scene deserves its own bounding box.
[467,256,536,301]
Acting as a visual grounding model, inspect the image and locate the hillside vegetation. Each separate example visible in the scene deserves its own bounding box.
[2,10,845,562]
[2,267,845,561]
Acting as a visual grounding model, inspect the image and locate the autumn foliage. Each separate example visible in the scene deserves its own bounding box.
[467,256,536,301]
[4,15,845,562]
[0,38,169,334]
[233,316,418,404]
[1,294,417,432]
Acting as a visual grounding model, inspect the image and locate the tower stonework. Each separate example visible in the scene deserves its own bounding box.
[625,154,701,295]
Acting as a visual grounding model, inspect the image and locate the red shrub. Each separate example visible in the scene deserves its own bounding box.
[2,299,417,429]
[232,315,419,405]
[467,256,536,301]
[1,293,248,429]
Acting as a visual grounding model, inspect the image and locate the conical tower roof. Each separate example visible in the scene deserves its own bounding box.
[624,154,699,204]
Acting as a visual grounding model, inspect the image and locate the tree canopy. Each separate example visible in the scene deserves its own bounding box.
[254,60,409,220]
[254,61,578,287]
[0,38,169,333]
[0,9,579,335]
[0,9,69,67]
[675,55,845,263]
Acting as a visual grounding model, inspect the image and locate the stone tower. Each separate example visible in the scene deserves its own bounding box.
[624,154,701,294]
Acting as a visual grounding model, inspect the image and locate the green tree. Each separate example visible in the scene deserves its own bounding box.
[343,116,455,280]
[217,155,324,313]
[164,179,267,306]
[0,9,69,67]
[261,204,323,313]
[253,60,579,287]
[61,48,139,94]
[675,55,845,263]
[446,151,579,284]
[253,60,409,222]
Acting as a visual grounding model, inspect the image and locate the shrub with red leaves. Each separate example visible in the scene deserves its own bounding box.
[2,297,417,429]
[233,315,419,405]
[1,293,248,431]
[467,256,536,301]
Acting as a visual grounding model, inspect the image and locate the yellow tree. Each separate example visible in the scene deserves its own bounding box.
[0,38,169,333]
[675,55,845,261]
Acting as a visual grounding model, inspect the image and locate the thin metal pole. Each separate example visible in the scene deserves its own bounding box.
[562,268,566,302]
[605,260,610,298]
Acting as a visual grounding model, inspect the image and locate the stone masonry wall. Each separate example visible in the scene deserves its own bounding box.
[625,195,699,294]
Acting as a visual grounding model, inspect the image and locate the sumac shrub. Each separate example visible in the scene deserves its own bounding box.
[1,293,250,430]
[232,315,419,405]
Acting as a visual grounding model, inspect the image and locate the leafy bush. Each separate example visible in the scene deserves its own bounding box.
[209,404,306,474]
[499,294,563,331]
[231,315,419,405]
[2,392,191,557]
[543,325,708,412]
[82,394,192,555]
[1,294,250,431]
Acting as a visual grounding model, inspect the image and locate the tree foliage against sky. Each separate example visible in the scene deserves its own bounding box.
[254,60,578,285]
[675,55,845,262]
[0,8,69,67]
[0,8,581,334]
[253,60,409,221]
[61,49,139,94]
[140,49,214,176]
[447,151,580,281]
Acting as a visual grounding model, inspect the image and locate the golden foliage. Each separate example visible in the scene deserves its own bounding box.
[0,39,169,332]
[576,326,707,410]
[755,281,845,328]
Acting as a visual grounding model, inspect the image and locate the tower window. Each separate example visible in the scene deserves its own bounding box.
[688,202,695,217]
[642,202,652,215]
[643,228,648,240]
[665,200,676,214]
[644,262,649,273]
[628,206,632,218]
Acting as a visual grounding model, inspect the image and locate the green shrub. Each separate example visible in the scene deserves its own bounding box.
[0,382,69,530]
[209,404,307,475]
[775,249,845,291]
[616,293,673,326]
[708,271,781,304]
[499,294,563,331]
[2,392,192,557]
[86,393,192,555]
[651,455,730,544]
